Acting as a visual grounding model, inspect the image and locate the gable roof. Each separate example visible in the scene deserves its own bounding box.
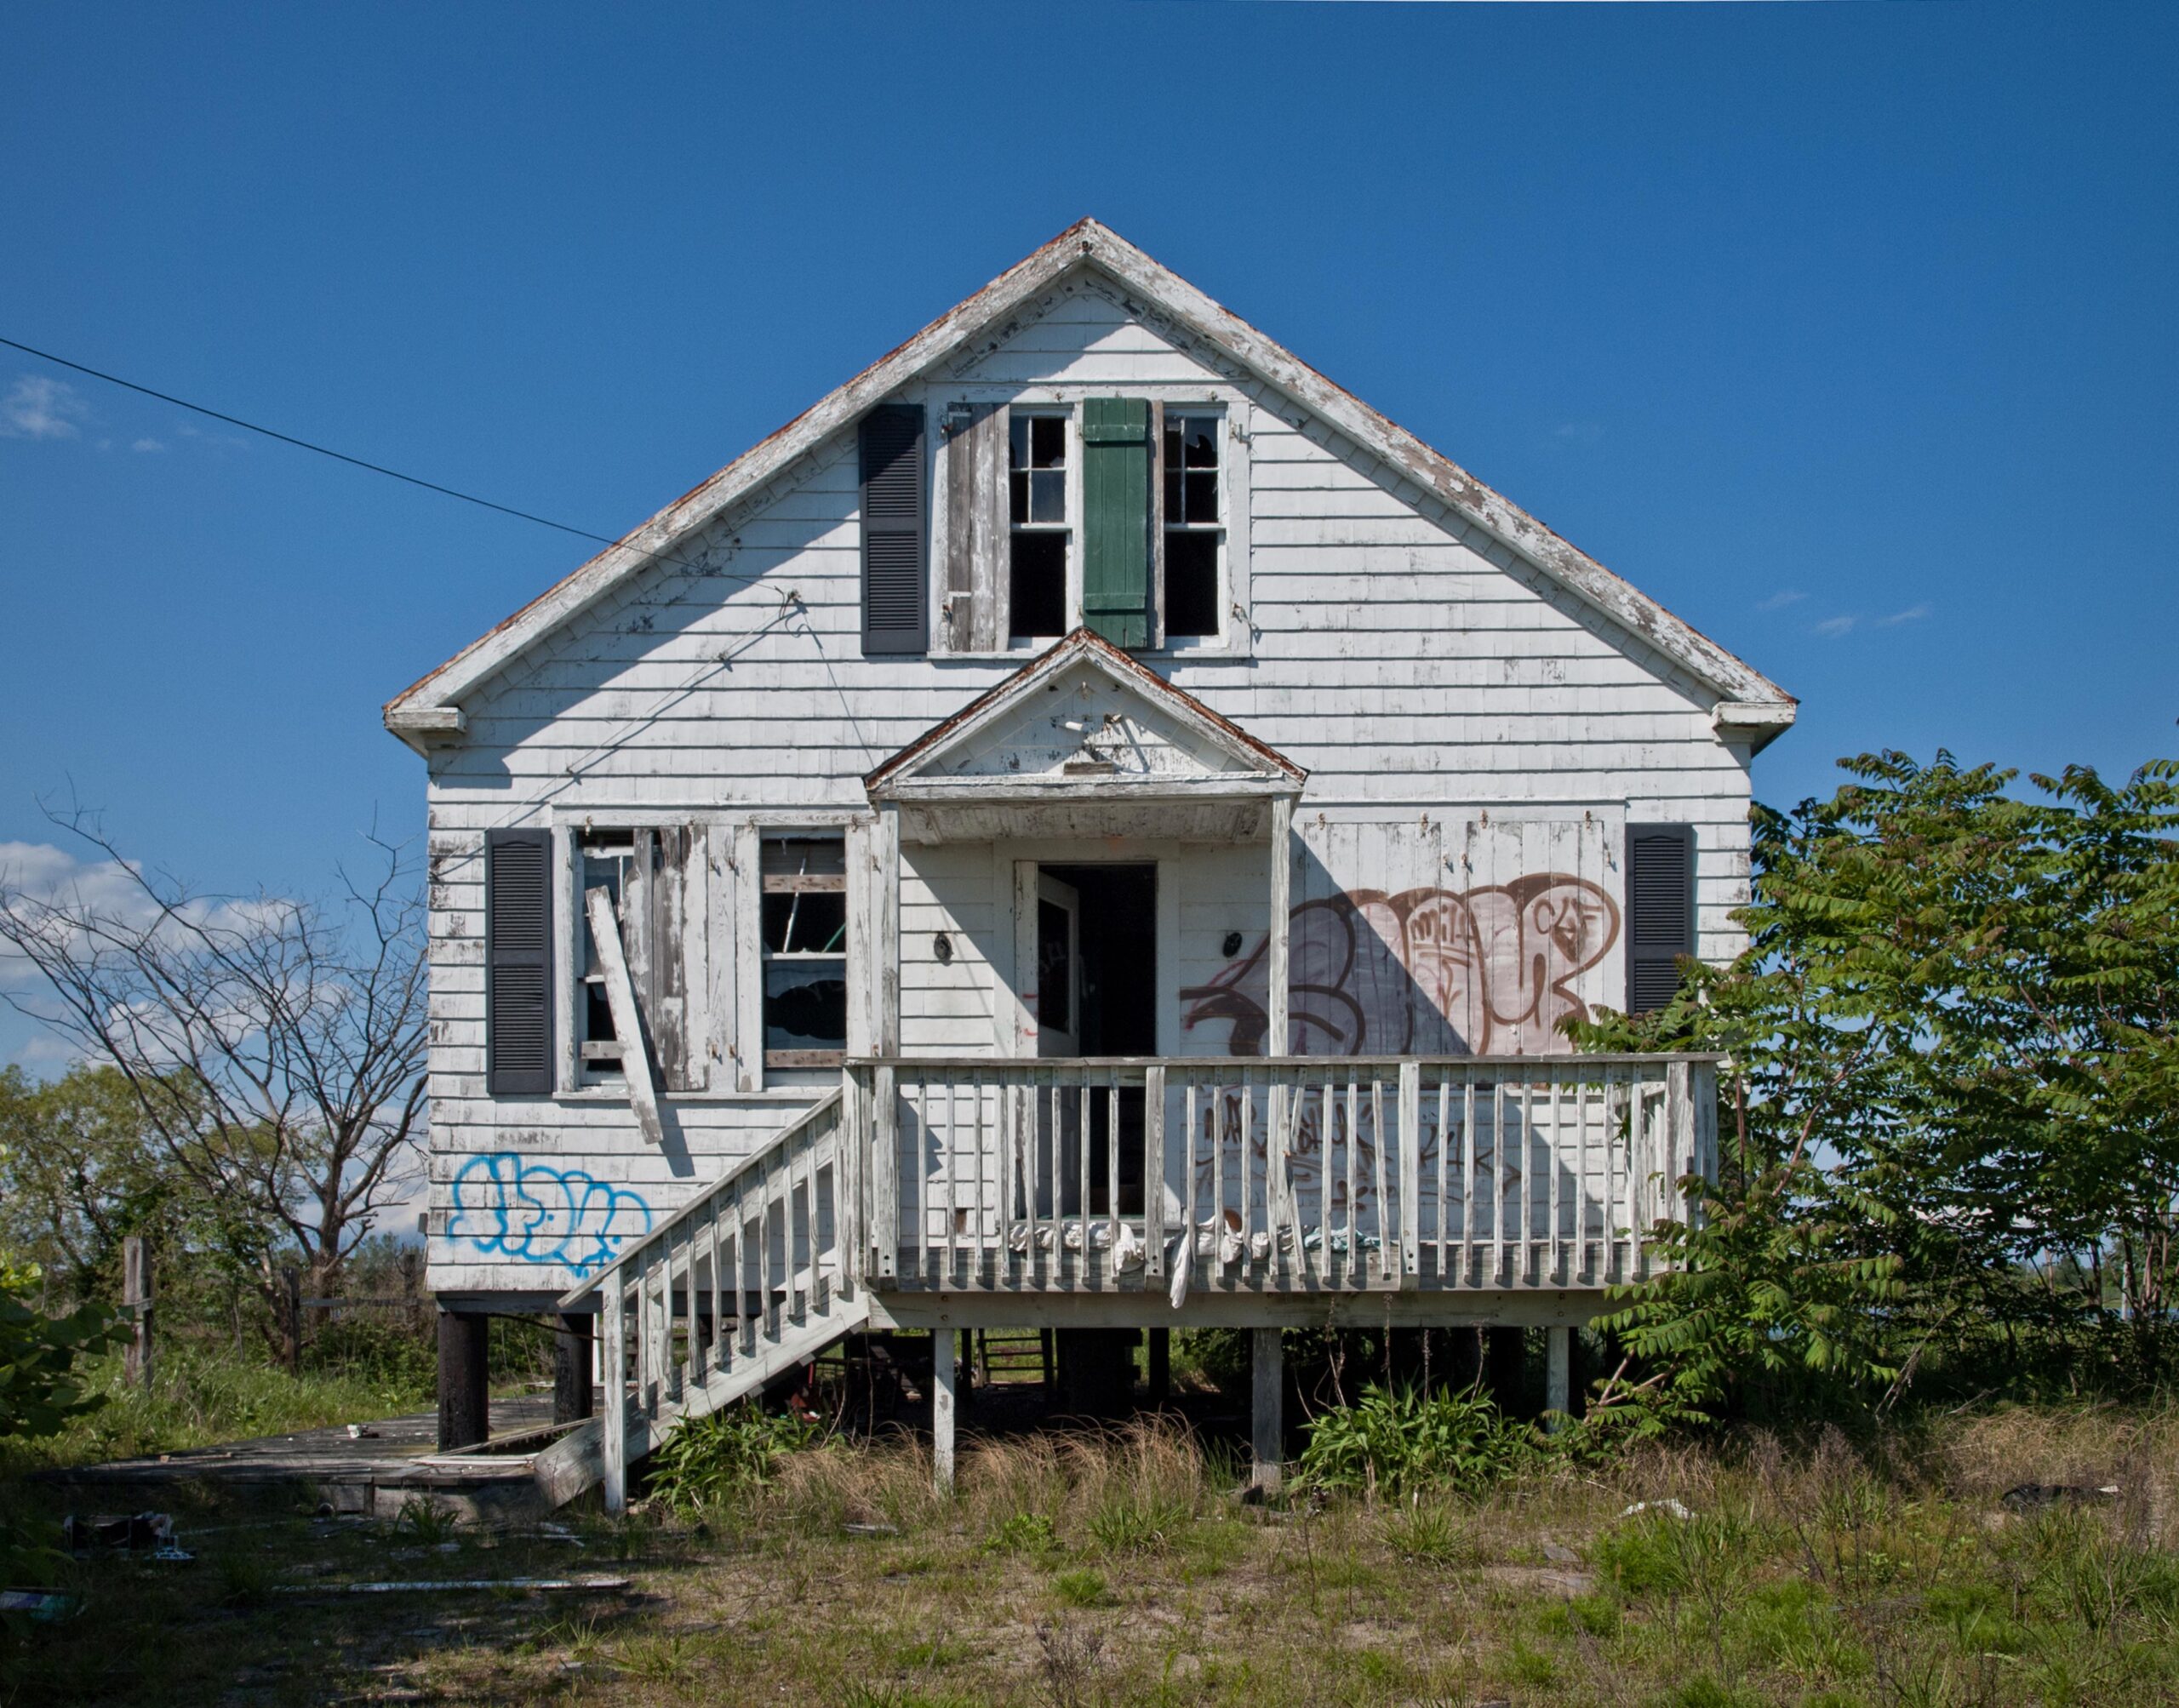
[865,627,1307,798]
[384,218,1794,744]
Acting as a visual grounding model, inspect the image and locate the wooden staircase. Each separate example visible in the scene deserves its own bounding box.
[552,1090,866,1510]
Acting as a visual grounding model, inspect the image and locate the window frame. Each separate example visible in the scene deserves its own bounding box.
[757,831,849,1072]
[1006,404,1077,646]
[573,828,638,1088]
[1157,405,1228,648]
[926,391,1251,661]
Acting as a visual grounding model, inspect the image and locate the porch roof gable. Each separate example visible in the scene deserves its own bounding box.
[865,629,1306,806]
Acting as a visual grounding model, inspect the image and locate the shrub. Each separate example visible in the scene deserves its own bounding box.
[1088,1490,1191,1555]
[984,1511,1061,1558]
[1296,1382,1536,1499]
[645,1402,819,1511]
[1051,1568,1112,1608]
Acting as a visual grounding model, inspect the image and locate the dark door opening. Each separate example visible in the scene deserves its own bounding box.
[1038,862,1156,1215]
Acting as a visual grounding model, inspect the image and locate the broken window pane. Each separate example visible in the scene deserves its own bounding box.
[1161,414,1223,638]
[1009,409,1072,638]
[760,830,848,1066]
[1165,531,1220,637]
[763,962,848,1054]
[1010,531,1067,637]
[762,890,846,955]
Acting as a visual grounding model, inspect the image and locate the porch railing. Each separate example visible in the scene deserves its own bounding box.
[850,1054,1720,1296]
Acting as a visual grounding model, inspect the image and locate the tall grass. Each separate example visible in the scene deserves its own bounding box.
[5,1342,436,1470]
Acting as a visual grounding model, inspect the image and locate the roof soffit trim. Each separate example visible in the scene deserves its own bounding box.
[864,629,1307,799]
[385,219,1793,728]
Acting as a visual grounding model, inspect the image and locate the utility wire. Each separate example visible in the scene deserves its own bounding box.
[2,334,879,760]
[0,334,630,551]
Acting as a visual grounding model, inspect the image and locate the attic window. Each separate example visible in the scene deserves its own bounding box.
[1162,414,1221,639]
[761,833,848,1068]
[1009,411,1069,639]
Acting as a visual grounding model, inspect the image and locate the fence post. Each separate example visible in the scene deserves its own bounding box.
[123,1237,153,1390]
[284,1266,303,1379]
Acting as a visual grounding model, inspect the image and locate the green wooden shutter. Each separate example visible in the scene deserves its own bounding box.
[1080,397,1152,648]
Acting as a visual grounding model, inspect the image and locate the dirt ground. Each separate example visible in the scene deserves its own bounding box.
[9,1402,2179,1705]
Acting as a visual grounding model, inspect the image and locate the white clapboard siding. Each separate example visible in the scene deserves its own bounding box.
[420,278,1762,1294]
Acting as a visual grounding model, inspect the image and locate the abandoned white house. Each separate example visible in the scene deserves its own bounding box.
[385,220,1793,1505]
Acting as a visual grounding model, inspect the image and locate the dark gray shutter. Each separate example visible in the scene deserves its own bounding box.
[1625,824,1695,1014]
[861,404,926,655]
[486,828,553,1094]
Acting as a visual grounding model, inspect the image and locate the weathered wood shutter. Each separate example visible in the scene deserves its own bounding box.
[940,402,1009,650]
[1625,824,1696,1014]
[485,828,553,1094]
[860,404,926,655]
[623,826,704,1092]
[1081,397,1152,648]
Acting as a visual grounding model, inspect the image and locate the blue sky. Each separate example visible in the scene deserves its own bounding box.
[2,3,2175,1066]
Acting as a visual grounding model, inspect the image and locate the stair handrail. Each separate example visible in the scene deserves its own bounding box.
[555,1088,849,1312]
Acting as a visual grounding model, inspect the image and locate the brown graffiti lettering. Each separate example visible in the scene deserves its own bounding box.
[1179,876,1619,1057]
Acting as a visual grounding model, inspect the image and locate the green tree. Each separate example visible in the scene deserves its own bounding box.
[1577,752,2179,1418]
[0,1064,190,1302]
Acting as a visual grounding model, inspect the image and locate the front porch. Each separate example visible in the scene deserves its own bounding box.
[562,1049,1719,1507]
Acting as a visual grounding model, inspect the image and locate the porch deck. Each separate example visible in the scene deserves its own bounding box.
[560,1051,1718,1505]
[860,1054,1719,1305]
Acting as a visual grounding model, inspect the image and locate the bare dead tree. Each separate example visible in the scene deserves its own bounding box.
[0,806,426,1362]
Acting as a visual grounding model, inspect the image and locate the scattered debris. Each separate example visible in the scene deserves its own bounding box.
[63,1511,191,1559]
[0,1589,82,1621]
[346,1423,382,1440]
[1541,1541,1581,1565]
[1619,1499,1696,1521]
[843,1522,898,1537]
[272,1575,633,1596]
[2002,1482,2119,1511]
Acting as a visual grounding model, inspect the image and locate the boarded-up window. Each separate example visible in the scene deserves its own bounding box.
[761,833,848,1068]
[1625,824,1695,1014]
[861,404,926,655]
[485,828,552,1095]
[577,825,706,1092]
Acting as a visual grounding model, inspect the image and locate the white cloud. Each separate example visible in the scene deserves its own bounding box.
[1553,421,1604,444]
[131,437,166,454]
[0,840,291,1070]
[1814,615,1858,638]
[1758,590,1808,611]
[1,375,89,441]
[1877,602,1932,627]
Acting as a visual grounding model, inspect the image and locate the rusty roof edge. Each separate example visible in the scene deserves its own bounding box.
[385,215,1793,730]
[1089,240,1795,712]
[862,628,1308,797]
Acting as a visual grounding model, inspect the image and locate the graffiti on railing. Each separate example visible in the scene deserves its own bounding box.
[444,1153,654,1277]
[1175,1086,1518,1237]
[1180,877,1619,1057]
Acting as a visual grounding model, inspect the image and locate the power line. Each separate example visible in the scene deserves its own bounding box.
[1,333,879,759]
[0,334,638,551]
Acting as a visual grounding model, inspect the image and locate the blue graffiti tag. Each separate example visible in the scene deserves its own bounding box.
[445,1154,653,1277]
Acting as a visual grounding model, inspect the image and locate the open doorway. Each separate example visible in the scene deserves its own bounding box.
[1035,862,1156,1215]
